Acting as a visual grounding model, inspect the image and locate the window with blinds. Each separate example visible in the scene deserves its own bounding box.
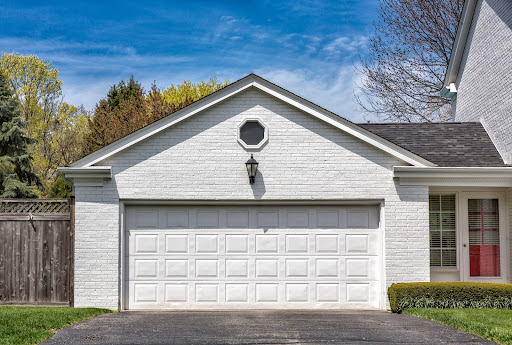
[429,194,456,268]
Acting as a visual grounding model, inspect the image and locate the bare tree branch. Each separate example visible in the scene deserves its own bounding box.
[356,0,463,122]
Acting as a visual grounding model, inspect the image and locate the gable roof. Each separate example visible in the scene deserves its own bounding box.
[441,0,479,97]
[359,122,506,167]
[69,74,435,168]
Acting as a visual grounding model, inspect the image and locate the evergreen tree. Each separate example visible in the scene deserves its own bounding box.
[48,175,72,198]
[105,75,142,111]
[0,72,40,198]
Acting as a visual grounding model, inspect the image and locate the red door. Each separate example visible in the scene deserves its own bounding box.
[468,199,500,277]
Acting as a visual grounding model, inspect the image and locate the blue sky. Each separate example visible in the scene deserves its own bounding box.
[0,0,379,122]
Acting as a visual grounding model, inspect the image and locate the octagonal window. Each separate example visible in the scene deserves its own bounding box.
[239,120,265,146]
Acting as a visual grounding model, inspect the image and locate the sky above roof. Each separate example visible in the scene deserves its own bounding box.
[0,0,379,122]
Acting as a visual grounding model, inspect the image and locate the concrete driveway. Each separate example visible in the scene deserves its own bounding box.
[41,310,494,344]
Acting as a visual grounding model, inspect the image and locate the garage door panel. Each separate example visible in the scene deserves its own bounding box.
[343,233,379,255]
[225,259,249,277]
[134,259,159,278]
[165,234,188,253]
[256,210,279,228]
[286,210,310,228]
[166,211,189,228]
[165,283,188,302]
[127,205,381,309]
[342,257,380,280]
[227,211,250,228]
[285,234,309,253]
[255,234,279,253]
[225,235,249,253]
[315,234,339,253]
[165,259,188,278]
[133,283,158,303]
[134,234,158,254]
[135,211,159,228]
[195,234,219,253]
[225,283,249,302]
[315,258,339,278]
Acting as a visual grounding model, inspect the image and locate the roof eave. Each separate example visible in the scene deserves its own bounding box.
[58,166,112,179]
[394,166,512,187]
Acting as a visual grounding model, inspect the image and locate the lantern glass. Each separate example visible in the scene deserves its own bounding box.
[246,163,253,176]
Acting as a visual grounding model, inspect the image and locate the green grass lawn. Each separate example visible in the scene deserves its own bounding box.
[403,308,512,345]
[0,306,112,345]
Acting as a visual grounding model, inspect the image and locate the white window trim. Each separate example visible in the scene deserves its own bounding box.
[459,191,509,283]
[429,192,459,271]
[429,188,510,283]
[237,118,269,150]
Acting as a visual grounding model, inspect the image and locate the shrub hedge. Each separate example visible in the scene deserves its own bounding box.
[388,282,512,313]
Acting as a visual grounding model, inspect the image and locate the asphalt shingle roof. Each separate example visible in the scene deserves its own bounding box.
[358,122,506,167]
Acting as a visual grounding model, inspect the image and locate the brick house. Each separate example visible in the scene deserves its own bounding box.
[60,70,512,310]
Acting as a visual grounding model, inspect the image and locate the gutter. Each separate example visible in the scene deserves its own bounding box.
[394,166,512,187]
[441,0,479,98]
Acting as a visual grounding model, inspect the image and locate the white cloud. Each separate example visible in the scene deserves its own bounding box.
[323,35,368,56]
[0,36,376,122]
[0,37,191,75]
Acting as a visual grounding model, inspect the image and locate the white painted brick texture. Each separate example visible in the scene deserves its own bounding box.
[454,0,512,163]
[74,88,429,309]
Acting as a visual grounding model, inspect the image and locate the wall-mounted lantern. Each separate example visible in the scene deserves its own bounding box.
[245,154,259,185]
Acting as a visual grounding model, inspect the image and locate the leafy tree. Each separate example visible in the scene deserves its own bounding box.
[146,84,194,124]
[41,103,89,193]
[357,0,463,122]
[0,72,40,198]
[162,77,229,105]
[0,53,62,136]
[49,103,90,168]
[0,53,89,195]
[85,77,229,153]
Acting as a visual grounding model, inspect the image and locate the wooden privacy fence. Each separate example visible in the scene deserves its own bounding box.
[0,199,74,305]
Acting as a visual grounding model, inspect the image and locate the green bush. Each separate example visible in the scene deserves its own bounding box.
[388,282,512,313]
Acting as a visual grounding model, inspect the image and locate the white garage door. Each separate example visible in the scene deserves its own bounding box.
[125,205,381,309]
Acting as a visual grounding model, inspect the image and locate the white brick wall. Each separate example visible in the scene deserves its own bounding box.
[454,0,512,163]
[74,88,429,309]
